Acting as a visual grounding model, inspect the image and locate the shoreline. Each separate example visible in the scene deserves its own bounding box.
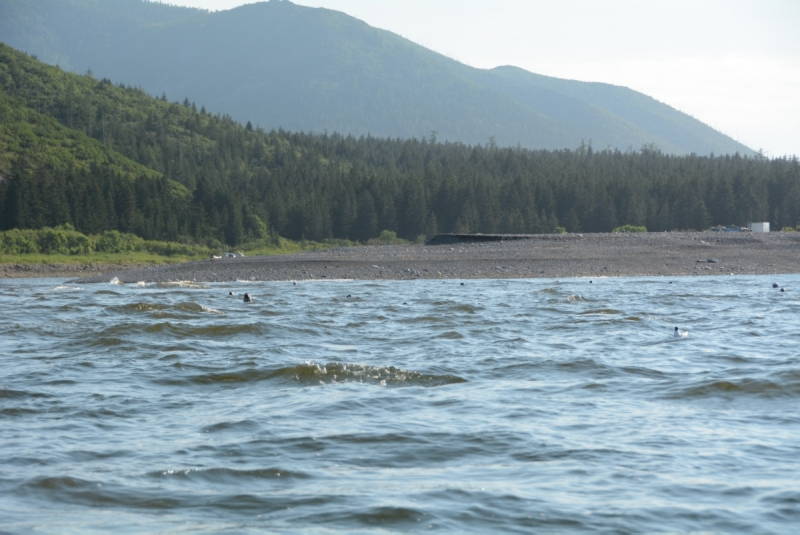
[40,231,800,283]
[0,262,153,280]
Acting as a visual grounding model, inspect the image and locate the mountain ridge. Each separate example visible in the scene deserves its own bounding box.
[0,0,754,155]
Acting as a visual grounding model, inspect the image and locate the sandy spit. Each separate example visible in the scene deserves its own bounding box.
[51,232,800,284]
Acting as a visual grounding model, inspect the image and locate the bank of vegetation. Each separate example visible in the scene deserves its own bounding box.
[0,225,207,256]
[0,225,405,268]
[1,43,798,253]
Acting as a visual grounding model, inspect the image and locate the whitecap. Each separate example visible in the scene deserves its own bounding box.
[52,285,81,292]
[156,281,207,289]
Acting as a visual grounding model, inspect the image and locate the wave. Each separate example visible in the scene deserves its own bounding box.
[155,281,208,289]
[51,285,82,292]
[296,506,426,528]
[448,303,482,314]
[578,308,622,315]
[156,362,466,387]
[201,419,261,433]
[314,343,356,354]
[761,490,800,507]
[97,321,262,338]
[487,358,670,381]
[110,301,223,317]
[398,315,451,324]
[1,407,41,416]
[85,336,126,348]
[664,375,800,399]
[414,488,595,532]
[17,476,184,509]
[0,388,53,399]
[435,330,464,339]
[274,362,467,387]
[18,474,342,514]
[151,466,310,482]
[511,446,629,463]
[94,289,122,296]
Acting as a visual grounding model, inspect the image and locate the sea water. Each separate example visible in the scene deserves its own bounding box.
[1,275,799,534]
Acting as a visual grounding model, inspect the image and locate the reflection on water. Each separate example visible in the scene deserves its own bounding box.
[1,274,799,533]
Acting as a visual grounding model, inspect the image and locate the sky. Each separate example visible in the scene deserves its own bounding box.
[162,0,799,157]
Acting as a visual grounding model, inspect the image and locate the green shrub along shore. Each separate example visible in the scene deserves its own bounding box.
[0,225,409,271]
[0,224,208,257]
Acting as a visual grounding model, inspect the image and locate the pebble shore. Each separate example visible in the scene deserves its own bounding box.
[56,232,800,283]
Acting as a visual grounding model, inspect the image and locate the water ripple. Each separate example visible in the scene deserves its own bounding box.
[154,362,466,388]
[2,274,800,534]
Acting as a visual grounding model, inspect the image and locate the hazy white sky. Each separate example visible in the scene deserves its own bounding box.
[163,0,799,156]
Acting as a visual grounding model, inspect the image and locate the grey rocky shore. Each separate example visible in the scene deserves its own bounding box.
[68,232,800,283]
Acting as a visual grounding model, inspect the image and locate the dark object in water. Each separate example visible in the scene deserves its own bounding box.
[772,283,779,288]
[243,293,252,303]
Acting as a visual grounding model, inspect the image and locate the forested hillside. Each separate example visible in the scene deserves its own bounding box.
[0,44,798,248]
[0,0,753,155]
[0,79,186,238]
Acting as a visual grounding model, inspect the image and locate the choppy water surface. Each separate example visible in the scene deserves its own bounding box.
[1,274,799,533]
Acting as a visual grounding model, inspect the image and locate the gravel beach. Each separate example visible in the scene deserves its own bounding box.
[0,262,137,280]
[56,232,800,283]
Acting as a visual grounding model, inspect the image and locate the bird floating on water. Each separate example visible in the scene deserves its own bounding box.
[674,326,688,338]
[243,293,252,303]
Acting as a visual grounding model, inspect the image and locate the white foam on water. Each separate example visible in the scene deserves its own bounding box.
[52,285,81,292]
[200,305,223,315]
[156,281,207,289]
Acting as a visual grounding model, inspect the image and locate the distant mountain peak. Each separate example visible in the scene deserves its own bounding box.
[0,0,753,155]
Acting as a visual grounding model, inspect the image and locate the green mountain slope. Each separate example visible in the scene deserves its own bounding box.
[0,45,190,236]
[0,91,147,178]
[0,0,753,155]
[2,43,797,246]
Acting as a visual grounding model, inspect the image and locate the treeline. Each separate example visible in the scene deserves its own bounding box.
[0,225,209,256]
[1,43,798,246]
[1,158,188,241]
